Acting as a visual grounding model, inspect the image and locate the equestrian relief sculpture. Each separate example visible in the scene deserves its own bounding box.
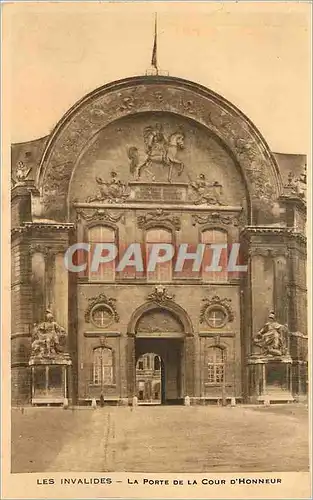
[128,123,185,182]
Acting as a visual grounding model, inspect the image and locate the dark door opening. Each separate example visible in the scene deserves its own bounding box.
[135,338,184,405]
[136,353,163,405]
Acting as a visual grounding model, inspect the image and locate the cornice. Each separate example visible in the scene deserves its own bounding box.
[241,226,306,243]
[11,222,75,237]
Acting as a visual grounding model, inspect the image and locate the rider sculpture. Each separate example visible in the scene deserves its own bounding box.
[128,123,185,182]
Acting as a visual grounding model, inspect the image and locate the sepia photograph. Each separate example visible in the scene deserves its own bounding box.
[2,2,311,499]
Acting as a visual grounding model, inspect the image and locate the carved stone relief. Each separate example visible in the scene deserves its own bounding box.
[200,295,234,327]
[29,243,67,258]
[147,285,175,303]
[137,209,181,230]
[128,123,185,182]
[12,161,31,186]
[191,211,245,227]
[84,293,119,325]
[188,174,224,205]
[249,247,289,259]
[136,309,183,333]
[76,208,125,224]
[86,171,131,203]
[38,81,281,219]
[284,165,307,201]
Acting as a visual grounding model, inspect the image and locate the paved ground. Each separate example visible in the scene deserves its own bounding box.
[11,404,309,473]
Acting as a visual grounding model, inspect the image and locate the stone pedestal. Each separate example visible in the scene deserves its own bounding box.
[29,354,72,405]
[248,355,294,403]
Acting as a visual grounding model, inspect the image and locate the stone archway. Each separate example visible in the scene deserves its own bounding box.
[128,299,194,337]
[36,75,282,222]
[127,301,194,402]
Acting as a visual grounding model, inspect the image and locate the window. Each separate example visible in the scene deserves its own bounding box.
[146,228,172,282]
[93,347,114,385]
[207,347,225,384]
[88,225,116,281]
[154,355,161,371]
[205,307,227,328]
[201,229,228,282]
[91,305,114,328]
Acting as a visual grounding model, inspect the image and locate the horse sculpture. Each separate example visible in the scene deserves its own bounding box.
[128,125,185,183]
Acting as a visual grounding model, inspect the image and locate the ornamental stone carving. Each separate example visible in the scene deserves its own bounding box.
[285,165,307,201]
[249,247,289,259]
[29,243,67,257]
[86,171,131,203]
[200,295,234,326]
[84,293,120,324]
[192,211,244,227]
[76,208,125,224]
[14,161,31,185]
[137,209,181,230]
[147,285,175,303]
[189,174,224,205]
[136,309,183,334]
[37,78,281,219]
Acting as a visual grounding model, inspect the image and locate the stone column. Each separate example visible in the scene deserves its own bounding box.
[127,334,136,400]
[184,335,195,400]
[11,232,33,405]
[11,184,34,406]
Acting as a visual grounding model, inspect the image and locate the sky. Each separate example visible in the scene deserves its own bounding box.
[5,2,311,154]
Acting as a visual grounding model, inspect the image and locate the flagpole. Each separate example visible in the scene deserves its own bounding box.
[155,13,158,76]
[146,12,168,77]
[151,12,158,75]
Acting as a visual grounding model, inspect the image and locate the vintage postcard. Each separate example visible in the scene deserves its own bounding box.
[1,2,311,499]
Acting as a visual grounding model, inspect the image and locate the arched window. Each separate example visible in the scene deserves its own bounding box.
[93,347,114,385]
[135,353,162,404]
[201,229,228,282]
[154,355,161,371]
[88,225,116,281]
[207,346,225,384]
[146,227,172,282]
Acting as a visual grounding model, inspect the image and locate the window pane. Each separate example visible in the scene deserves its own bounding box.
[206,347,225,384]
[216,365,224,383]
[102,348,113,366]
[146,228,172,281]
[88,226,115,281]
[207,365,215,383]
[102,366,113,385]
[202,229,228,282]
[93,347,113,385]
[93,348,102,385]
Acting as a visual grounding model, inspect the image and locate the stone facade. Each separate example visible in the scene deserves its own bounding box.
[11,75,307,405]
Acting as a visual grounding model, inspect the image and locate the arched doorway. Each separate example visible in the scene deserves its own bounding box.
[128,299,194,405]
